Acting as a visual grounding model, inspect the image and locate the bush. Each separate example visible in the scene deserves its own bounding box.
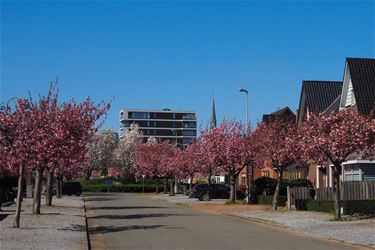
[288,179,313,188]
[251,177,288,197]
[342,200,375,216]
[257,195,287,206]
[295,199,375,216]
[295,199,334,213]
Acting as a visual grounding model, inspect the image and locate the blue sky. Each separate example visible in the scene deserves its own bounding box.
[1,1,374,131]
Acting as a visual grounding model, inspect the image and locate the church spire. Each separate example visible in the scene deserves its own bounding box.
[210,95,217,129]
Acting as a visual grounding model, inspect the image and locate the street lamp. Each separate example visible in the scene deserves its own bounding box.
[239,88,251,204]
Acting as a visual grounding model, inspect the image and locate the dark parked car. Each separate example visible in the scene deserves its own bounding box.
[190,184,229,199]
[62,182,82,196]
[190,183,246,200]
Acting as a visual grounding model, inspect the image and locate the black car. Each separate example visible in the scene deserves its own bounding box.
[190,184,229,199]
[62,182,82,196]
[190,183,246,200]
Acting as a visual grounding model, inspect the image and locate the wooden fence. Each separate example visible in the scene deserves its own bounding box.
[287,181,375,209]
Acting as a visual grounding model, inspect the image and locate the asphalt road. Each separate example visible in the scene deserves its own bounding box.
[86,193,354,250]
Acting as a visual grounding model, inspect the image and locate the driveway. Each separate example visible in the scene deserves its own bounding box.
[85,193,356,250]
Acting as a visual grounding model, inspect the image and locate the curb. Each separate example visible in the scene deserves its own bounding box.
[223,213,375,250]
[83,196,92,250]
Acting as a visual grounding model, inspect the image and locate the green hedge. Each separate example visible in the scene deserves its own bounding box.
[82,183,157,193]
[295,199,334,213]
[257,195,287,206]
[296,199,375,215]
[342,200,375,216]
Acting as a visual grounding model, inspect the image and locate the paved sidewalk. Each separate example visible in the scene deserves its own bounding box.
[231,210,375,248]
[0,196,87,250]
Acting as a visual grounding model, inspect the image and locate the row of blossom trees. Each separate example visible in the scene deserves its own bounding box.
[129,110,374,220]
[0,84,110,227]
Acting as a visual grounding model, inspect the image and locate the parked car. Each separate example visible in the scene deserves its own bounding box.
[190,183,246,200]
[62,182,82,196]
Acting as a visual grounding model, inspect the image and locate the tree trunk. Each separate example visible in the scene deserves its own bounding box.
[155,178,159,193]
[206,166,212,201]
[169,178,175,196]
[33,169,43,214]
[56,176,63,199]
[164,178,168,194]
[332,164,341,220]
[45,170,53,206]
[84,168,92,181]
[13,165,24,228]
[189,174,194,192]
[272,167,284,210]
[229,173,237,203]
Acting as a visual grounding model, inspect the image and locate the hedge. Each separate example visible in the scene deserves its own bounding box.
[295,199,334,213]
[82,183,157,193]
[342,200,375,216]
[257,195,287,206]
[295,199,375,216]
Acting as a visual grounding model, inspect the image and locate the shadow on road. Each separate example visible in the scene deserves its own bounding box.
[89,224,165,234]
[90,206,166,210]
[91,213,197,220]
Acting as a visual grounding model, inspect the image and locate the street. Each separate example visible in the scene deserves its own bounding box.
[86,193,354,250]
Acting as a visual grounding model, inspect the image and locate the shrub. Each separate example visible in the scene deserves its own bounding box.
[295,199,334,213]
[295,199,375,216]
[288,179,313,188]
[342,200,375,216]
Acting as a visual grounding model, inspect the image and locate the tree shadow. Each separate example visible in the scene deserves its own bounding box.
[85,197,119,202]
[58,224,86,232]
[90,213,196,220]
[90,206,166,210]
[0,214,9,222]
[89,224,165,234]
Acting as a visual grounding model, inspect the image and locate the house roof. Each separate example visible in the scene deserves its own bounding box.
[346,58,375,116]
[262,106,296,124]
[323,95,341,115]
[299,80,343,113]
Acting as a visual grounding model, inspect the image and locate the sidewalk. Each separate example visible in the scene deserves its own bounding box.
[0,196,87,250]
[232,210,375,248]
[150,193,375,248]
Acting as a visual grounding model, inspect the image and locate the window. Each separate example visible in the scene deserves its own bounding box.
[182,130,196,136]
[241,174,246,185]
[264,172,270,178]
[182,113,196,120]
[132,112,148,119]
[183,122,196,128]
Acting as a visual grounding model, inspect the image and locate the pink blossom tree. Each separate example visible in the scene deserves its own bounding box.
[300,110,375,220]
[253,119,302,210]
[135,140,170,193]
[200,120,254,202]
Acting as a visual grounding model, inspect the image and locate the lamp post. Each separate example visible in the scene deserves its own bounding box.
[239,88,251,204]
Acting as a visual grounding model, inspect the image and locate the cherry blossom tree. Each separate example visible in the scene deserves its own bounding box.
[84,129,118,180]
[135,140,170,193]
[113,124,142,180]
[177,140,204,192]
[300,110,375,220]
[200,120,254,202]
[254,119,302,210]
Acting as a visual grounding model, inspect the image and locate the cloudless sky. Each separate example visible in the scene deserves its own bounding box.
[1,1,374,131]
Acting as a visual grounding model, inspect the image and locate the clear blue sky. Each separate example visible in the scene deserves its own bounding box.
[1,1,374,131]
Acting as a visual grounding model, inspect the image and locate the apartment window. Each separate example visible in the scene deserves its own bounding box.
[182,113,196,120]
[183,122,196,128]
[132,112,148,119]
[182,130,196,136]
